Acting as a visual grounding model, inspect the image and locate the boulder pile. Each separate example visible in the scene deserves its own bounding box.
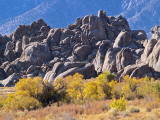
[0,10,160,86]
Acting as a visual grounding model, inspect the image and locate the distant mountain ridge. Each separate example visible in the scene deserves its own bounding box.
[121,0,160,31]
[0,0,123,35]
[0,0,44,23]
[0,0,159,35]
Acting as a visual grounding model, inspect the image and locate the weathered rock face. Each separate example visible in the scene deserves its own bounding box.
[74,45,91,60]
[0,73,21,87]
[20,42,51,65]
[93,40,111,74]
[46,28,62,46]
[151,26,160,40]
[131,30,147,40]
[102,48,120,73]
[116,48,135,71]
[4,41,16,62]
[10,19,50,41]
[44,62,96,83]
[119,64,159,80]
[0,68,6,80]
[141,39,157,62]
[146,41,160,72]
[0,10,160,86]
[113,31,132,48]
[55,63,97,80]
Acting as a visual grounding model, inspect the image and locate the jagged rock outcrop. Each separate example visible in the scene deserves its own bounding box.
[55,63,97,80]
[145,40,160,72]
[0,68,5,80]
[151,26,160,40]
[20,42,51,65]
[0,73,21,87]
[119,64,159,80]
[46,28,62,46]
[113,31,132,48]
[74,45,91,60]
[93,40,111,74]
[0,10,160,86]
[102,48,120,73]
[116,48,135,71]
[141,39,157,62]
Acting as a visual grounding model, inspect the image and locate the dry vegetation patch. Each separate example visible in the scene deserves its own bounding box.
[0,99,160,120]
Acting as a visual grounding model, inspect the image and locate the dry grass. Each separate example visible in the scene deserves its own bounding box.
[0,87,15,111]
[0,100,110,120]
[0,87,15,96]
[22,100,110,120]
[0,87,160,120]
[0,99,160,120]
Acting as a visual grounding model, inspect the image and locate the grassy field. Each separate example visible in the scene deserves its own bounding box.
[0,99,160,120]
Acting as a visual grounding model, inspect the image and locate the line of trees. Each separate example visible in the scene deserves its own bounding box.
[1,71,160,111]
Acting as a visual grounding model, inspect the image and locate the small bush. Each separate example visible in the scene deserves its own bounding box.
[110,97,127,111]
[4,94,41,111]
[108,80,118,98]
[122,83,137,100]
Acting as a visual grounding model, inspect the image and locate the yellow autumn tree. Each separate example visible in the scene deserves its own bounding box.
[52,77,68,103]
[121,75,155,100]
[15,77,44,98]
[108,80,118,97]
[4,77,45,110]
[83,76,114,101]
[65,73,85,103]
[4,93,41,111]
[83,80,106,101]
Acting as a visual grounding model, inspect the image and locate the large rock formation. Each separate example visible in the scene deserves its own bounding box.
[0,10,160,86]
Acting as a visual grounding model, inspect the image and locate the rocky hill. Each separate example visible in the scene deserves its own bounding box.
[0,10,160,87]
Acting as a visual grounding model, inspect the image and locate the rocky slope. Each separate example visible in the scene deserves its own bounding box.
[0,10,160,87]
